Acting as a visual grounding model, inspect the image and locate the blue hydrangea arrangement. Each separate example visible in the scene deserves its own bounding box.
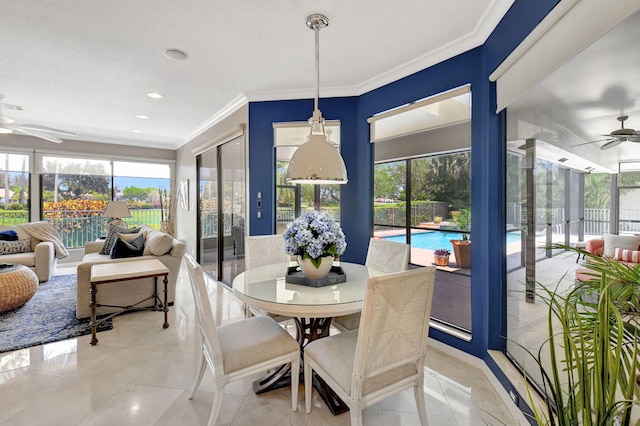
[283,211,346,268]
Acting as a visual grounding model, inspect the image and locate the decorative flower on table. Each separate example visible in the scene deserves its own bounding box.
[283,211,346,269]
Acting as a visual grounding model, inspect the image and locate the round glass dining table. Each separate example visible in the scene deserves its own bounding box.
[232,261,383,415]
[232,261,382,318]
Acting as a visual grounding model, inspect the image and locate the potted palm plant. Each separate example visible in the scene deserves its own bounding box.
[524,246,640,425]
[450,208,471,268]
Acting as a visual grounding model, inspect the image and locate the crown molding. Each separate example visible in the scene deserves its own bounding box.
[187,0,514,145]
[185,93,249,144]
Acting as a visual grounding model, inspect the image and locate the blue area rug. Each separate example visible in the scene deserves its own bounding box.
[0,274,112,353]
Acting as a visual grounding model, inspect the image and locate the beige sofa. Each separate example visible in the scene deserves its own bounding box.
[0,225,56,282]
[76,226,185,319]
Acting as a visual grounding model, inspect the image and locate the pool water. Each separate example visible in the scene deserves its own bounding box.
[383,231,521,251]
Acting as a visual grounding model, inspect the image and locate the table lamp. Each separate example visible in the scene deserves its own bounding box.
[102,200,132,228]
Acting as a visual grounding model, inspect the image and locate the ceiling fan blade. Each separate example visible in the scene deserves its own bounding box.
[13,127,63,143]
[0,115,15,125]
[600,139,622,150]
[572,138,611,147]
[13,124,76,137]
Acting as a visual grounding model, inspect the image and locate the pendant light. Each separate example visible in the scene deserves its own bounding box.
[285,14,348,185]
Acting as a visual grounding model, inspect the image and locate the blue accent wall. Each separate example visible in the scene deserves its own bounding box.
[248,98,365,263]
[247,0,562,363]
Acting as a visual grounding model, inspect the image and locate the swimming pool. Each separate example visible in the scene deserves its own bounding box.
[383,231,521,251]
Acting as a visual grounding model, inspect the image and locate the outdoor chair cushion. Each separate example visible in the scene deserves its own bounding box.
[603,234,640,258]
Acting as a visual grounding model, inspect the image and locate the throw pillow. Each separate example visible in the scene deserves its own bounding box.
[0,230,18,241]
[109,234,145,259]
[99,225,141,255]
[117,231,146,243]
[614,247,640,264]
[603,234,640,258]
[0,238,32,255]
[143,231,174,256]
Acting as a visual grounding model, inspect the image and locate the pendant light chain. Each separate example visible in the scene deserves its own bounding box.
[314,23,320,114]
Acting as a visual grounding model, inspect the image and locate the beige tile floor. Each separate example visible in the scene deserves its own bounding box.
[0,263,521,425]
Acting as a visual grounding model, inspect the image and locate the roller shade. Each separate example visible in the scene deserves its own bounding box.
[368,85,470,143]
[491,0,640,112]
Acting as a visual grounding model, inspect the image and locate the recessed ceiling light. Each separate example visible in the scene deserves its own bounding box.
[147,92,164,99]
[132,129,141,133]
[135,114,149,119]
[163,48,189,61]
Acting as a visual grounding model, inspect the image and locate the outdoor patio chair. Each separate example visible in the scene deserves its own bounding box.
[332,237,410,332]
[184,254,300,425]
[304,267,436,425]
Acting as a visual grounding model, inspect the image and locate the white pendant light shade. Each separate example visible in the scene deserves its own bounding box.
[285,13,348,185]
[286,133,348,184]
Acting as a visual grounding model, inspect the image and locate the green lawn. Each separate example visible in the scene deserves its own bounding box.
[129,209,164,229]
[0,210,29,226]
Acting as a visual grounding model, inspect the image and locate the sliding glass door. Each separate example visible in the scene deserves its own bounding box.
[197,134,246,286]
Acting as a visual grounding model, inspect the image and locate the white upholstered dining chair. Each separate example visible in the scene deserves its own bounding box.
[304,266,436,426]
[243,234,291,321]
[245,234,290,269]
[184,254,300,425]
[332,237,410,332]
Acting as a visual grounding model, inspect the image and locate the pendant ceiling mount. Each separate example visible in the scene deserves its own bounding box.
[306,14,329,31]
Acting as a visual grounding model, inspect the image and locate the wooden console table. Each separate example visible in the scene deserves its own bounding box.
[89,259,170,345]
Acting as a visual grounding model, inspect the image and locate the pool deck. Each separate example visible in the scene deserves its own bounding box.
[374,226,469,274]
[374,225,529,275]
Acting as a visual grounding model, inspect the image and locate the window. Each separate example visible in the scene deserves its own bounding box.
[114,161,171,231]
[370,85,472,334]
[373,151,471,268]
[39,155,172,248]
[618,171,640,234]
[0,152,30,226]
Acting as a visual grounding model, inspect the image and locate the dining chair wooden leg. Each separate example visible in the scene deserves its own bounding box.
[350,408,363,426]
[188,354,207,399]
[209,382,225,426]
[414,376,429,426]
[304,358,313,413]
[291,356,300,411]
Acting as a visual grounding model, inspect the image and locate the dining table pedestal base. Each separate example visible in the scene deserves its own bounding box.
[251,316,349,415]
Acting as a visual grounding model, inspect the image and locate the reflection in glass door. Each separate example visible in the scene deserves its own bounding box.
[197,135,246,286]
[198,148,219,279]
[506,138,587,391]
[220,140,245,284]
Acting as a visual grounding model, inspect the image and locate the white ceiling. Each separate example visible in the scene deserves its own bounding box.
[0,0,513,150]
[507,9,640,173]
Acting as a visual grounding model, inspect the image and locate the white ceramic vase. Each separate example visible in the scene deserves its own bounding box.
[297,255,334,279]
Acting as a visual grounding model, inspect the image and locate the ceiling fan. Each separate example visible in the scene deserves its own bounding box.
[0,94,76,143]
[573,115,640,150]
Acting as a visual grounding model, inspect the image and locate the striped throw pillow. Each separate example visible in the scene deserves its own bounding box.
[614,247,640,263]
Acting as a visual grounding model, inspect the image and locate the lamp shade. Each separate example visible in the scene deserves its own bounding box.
[286,134,348,185]
[102,201,132,218]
